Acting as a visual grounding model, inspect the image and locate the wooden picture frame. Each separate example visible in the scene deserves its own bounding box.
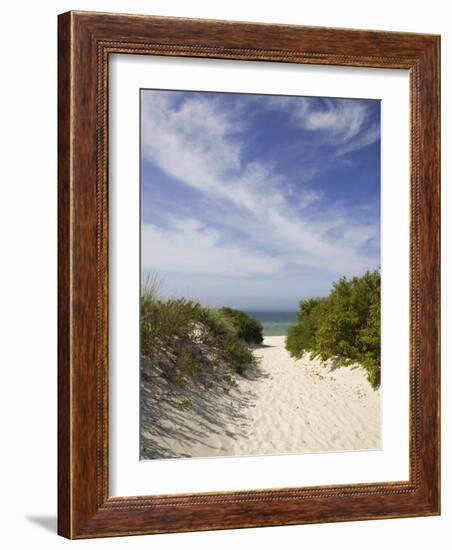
[58,10,440,539]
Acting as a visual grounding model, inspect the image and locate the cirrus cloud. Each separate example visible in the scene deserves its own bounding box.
[140,90,380,306]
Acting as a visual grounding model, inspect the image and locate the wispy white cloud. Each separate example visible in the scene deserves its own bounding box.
[141,92,379,281]
[142,217,282,277]
[297,188,324,207]
[336,123,380,156]
[266,95,379,151]
[295,99,368,144]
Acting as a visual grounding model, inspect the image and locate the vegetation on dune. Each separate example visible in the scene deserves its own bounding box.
[286,270,381,389]
[219,307,264,344]
[140,277,260,384]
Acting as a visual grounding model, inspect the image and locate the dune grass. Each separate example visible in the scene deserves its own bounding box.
[140,278,261,383]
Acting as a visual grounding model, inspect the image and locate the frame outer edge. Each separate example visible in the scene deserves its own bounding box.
[57,11,73,539]
[437,35,441,516]
[410,37,441,516]
[427,36,440,516]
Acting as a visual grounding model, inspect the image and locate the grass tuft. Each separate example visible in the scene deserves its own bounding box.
[140,280,259,384]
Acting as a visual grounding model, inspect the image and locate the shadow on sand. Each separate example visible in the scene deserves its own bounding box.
[140,356,269,459]
[326,357,361,373]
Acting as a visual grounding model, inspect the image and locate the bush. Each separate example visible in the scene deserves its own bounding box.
[286,270,381,388]
[286,298,326,358]
[219,307,264,344]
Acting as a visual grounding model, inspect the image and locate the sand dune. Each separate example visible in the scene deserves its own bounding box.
[140,336,380,460]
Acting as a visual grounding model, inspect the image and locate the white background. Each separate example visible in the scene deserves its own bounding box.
[0,1,450,548]
[110,56,409,496]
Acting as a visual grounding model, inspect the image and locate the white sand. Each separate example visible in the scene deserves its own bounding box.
[141,336,380,459]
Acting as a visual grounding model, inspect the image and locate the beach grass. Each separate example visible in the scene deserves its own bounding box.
[140,281,263,383]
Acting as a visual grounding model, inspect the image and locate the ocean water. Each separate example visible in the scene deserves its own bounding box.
[245,310,297,337]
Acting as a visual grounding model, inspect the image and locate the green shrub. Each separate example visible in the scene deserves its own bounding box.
[219,307,264,344]
[286,298,326,358]
[286,270,381,389]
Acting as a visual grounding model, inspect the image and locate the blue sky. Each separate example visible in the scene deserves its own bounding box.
[140,89,380,311]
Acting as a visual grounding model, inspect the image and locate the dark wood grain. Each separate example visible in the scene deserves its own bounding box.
[57,11,72,538]
[58,10,440,539]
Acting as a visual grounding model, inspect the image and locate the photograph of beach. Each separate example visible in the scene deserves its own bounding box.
[139,89,381,460]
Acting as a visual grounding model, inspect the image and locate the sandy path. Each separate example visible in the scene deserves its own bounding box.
[141,336,380,459]
[228,336,380,456]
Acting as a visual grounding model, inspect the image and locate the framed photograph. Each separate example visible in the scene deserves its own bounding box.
[58,11,440,538]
